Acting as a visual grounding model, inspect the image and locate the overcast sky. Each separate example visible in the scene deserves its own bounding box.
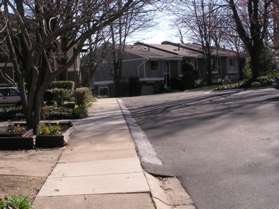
[127,11,182,44]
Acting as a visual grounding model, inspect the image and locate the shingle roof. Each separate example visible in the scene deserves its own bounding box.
[161,41,239,57]
[125,44,183,60]
[130,41,239,59]
[145,43,204,58]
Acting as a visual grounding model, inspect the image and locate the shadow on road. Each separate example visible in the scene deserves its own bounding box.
[124,89,279,139]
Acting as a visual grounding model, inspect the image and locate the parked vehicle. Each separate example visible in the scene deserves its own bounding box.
[0,87,21,105]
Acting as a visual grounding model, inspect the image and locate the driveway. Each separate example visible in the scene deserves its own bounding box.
[123,89,279,209]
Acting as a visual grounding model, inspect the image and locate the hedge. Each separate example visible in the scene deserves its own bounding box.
[50,81,75,91]
[75,87,93,106]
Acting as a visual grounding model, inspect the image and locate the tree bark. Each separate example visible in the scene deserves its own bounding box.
[249,48,262,80]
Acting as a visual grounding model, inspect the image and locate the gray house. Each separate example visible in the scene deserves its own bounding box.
[92,41,242,97]
[93,43,183,96]
[150,41,242,82]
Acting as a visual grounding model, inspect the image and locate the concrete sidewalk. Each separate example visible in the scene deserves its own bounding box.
[33,98,155,209]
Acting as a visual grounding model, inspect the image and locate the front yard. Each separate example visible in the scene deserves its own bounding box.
[0,81,95,150]
[0,148,62,203]
[0,81,96,206]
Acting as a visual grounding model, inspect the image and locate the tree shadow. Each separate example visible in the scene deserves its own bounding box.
[124,90,279,139]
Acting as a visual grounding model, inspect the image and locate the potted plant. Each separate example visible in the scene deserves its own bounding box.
[0,124,33,150]
[36,123,64,148]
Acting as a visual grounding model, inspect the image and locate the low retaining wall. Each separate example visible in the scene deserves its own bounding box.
[0,137,34,150]
[0,124,75,150]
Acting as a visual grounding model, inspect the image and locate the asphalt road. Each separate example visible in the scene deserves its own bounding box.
[123,89,279,209]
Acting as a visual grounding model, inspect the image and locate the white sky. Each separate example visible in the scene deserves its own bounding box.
[127,11,181,44]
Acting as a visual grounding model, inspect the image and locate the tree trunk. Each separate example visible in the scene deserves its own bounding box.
[113,59,122,97]
[249,48,261,81]
[23,91,43,135]
[32,97,42,135]
[237,55,243,80]
[206,55,212,85]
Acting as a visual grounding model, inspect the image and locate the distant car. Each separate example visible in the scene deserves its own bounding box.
[0,87,21,105]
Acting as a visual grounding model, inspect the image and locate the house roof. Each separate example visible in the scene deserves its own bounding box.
[131,41,240,59]
[161,41,239,57]
[142,43,204,58]
[125,44,183,61]
[85,40,241,65]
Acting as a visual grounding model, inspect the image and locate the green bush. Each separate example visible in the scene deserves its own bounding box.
[266,70,279,80]
[0,196,31,209]
[216,81,243,91]
[7,124,26,136]
[39,123,62,136]
[256,76,273,86]
[251,81,261,88]
[52,88,72,105]
[46,81,75,105]
[50,81,75,91]
[73,104,88,119]
[260,47,273,73]
[75,87,93,106]
[41,105,75,120]
[62,102,76,109]
[243,62,252,80]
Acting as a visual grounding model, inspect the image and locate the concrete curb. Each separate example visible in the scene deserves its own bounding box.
[63,125,76,144]
[144,173,197,209]
[117,99,162,166]
[117,98,197,209]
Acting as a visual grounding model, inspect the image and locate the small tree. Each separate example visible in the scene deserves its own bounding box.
[0,0,145,133]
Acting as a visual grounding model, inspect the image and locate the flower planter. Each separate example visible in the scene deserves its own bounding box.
[36,125,75,148]
[36,135,65,148]
[0,137,34,150]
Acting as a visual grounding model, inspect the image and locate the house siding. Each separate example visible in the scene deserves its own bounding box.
[91,42,243,97]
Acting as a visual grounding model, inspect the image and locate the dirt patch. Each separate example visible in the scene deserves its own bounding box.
[0,149,63,201]
[0,175,45,201]
[0,149,62,177]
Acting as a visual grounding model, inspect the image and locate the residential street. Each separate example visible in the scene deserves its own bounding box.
[122,88,279,209]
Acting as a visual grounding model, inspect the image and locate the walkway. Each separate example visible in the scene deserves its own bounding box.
[33,98,155,209]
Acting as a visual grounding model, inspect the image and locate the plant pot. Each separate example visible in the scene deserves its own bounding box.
[36,135,65,148]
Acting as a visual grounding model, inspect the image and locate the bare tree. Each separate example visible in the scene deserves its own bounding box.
[80,29,110,87]
[108,0,154,96]
[0,0,145,133]
[214,7,245,79]
[227,0,273,81]
[171,0,225,85]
